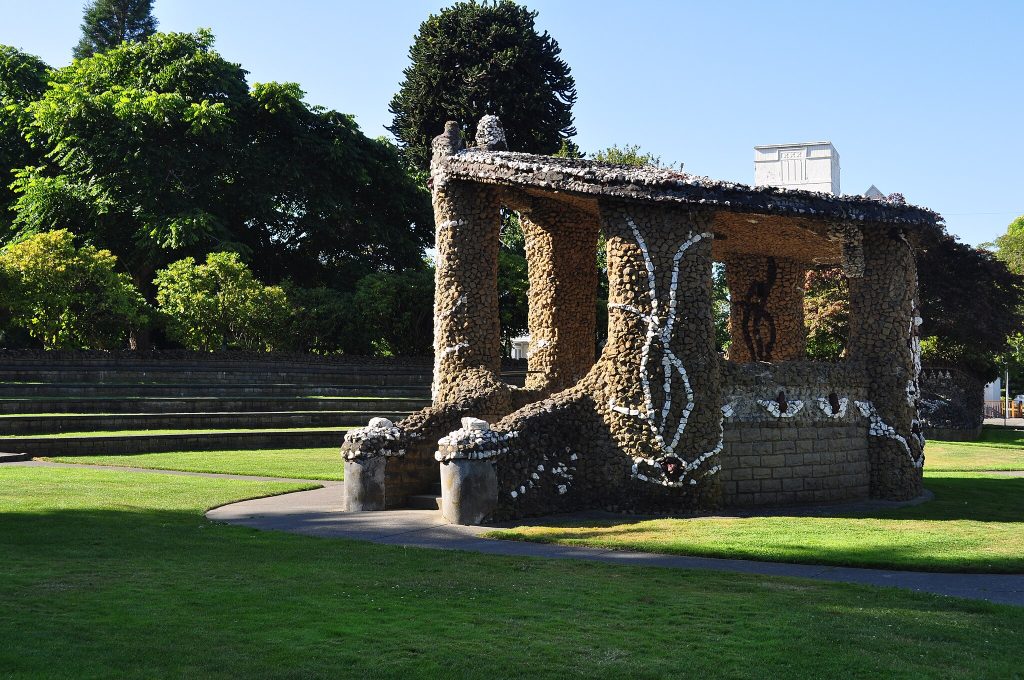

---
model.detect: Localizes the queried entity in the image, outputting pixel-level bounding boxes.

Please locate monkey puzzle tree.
[388,0,577,171]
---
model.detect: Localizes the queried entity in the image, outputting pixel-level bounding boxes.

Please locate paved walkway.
[205,477,1024,607]
[9,460,1024,606]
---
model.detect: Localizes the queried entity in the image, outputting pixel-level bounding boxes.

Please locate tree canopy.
[388,0,577,170]
[0,46,50,238]
[73,0,158,59]
[803,233,1024,380]
[7,30,431,290]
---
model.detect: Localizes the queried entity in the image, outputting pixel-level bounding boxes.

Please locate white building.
[754,141,840,195]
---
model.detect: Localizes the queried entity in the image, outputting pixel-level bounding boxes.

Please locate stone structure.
[342,117,942,523]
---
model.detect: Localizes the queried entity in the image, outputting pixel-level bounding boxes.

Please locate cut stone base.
[343,457,387,511]
[440,458,498,525]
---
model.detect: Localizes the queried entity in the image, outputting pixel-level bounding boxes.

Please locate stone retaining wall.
[720,423,869,506]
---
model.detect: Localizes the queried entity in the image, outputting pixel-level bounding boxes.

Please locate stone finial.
[431,121,464,163]
[461,416,490,431]
[475,115,507,151]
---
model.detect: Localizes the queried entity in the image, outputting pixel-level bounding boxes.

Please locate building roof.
[436,149,943,229]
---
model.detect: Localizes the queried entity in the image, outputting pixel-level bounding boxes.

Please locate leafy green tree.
[802,235,1024,379]
[12,31,431,296]
[351,268,435,356]
[154,252,290,352]
[0,46,50,239]
[803,267,849,361]
[591,144,682,171]
[389,0,577,170]
[985,215,1024,275]
[0,229,147,349]
[918,235,1024,379]
[73,0,157,59]
[282,284,356,355]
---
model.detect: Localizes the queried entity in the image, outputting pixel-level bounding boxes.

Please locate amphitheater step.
[0,451,30,463]
[0,383,430,398]
[0,428,353,456]
[406,494,442,510]
[0,396,431,415]
[0,410,414,435]
[0,368,432,385]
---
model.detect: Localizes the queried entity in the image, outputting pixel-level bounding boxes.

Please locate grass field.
[43,448,345,480]
[0,426,354,438]
[925,427,1024,470]
[2,465,1022,679]
[487,427,1024,573]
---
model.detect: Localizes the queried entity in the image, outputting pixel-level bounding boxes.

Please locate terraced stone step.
[0,396,431,415]
[0,428,353,456]
[0,367,432,385]
[0,410,415,435]
[0,383,430,398]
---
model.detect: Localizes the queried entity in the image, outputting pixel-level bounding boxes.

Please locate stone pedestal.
[343,457,386,511]
[440,458,498,525]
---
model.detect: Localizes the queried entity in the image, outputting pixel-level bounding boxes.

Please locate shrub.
[154,252,290,351]
[0,229,148,349]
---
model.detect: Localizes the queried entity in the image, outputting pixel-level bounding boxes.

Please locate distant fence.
[985,400,1023,418]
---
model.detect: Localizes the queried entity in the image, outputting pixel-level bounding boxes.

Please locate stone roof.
[437,150,943,229]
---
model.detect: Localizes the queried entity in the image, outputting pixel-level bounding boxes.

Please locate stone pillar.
[431,166,503,402]
[594,201,722,509]
[724,254,807,363]
[520,197,599,393]
[847,222,924,500]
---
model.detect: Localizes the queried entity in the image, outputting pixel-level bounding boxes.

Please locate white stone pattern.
[509,449,577,499]
[816,397,849,419]
[527,338,549,358]
[854,400,925,468]
[475,114,507,150]
[721,400,738,419]
[608,219,724,487]
[342,417,405,460]
[757,399,804,418]
[435,425,517,462]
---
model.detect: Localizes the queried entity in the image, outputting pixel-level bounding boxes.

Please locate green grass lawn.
[2,465,1022,679]
[925,426,1024,470]
[43,447,344,480]
[0,426,355,439]
[488,472,1024,573]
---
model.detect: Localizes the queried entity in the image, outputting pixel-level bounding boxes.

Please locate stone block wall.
[718,359,871,506]
[719,423,869,506]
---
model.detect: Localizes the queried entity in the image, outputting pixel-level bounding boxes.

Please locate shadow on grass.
[488,476,1024,573]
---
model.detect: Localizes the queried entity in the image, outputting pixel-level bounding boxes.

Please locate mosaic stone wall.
[519,195,599,393]
[719,360,871,506]
[848,226,926,500]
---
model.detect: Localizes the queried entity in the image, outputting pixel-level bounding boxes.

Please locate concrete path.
[206,482,1024,607]
[9,459,1024,606]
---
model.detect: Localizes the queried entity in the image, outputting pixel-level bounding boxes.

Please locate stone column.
[430,163,503,402]
[847,222,924,500]
[594,201,722,510]
[520,197,599,393]
[724,254,807,363]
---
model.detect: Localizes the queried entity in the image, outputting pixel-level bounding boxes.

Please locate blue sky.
[3,0,1021,245]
